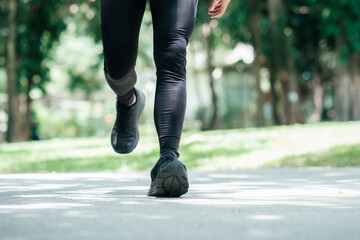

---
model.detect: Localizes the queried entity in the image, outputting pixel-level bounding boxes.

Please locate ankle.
[128,94,136,106]
[117,88,136,107]
[160,150,178,160]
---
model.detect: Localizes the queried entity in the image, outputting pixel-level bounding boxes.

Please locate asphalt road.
[0,168,359,240]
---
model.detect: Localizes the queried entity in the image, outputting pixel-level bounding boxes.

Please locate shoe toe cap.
[111,131,136,153]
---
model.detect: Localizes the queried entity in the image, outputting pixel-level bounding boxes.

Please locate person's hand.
[208,0,231,18]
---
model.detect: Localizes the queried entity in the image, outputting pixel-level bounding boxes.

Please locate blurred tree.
[218,0,279,125]
[194,0,261,129]
[204,24,219,130]
[2,0,360,141]
[4,0,18,142]
[267,0,302,124]
[317,0,360,121]
[247,0,266,126]
[288,1,321,121]
[1,0,68,141]
[15,0,66,141]
[287,0,335,123]
[56,2,104,100]
[192,0,222,130]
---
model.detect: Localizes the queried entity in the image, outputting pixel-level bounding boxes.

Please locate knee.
[154,30,188,75]
[103,44,137,80]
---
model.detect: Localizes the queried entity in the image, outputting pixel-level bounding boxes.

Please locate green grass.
[263,143,360,167]
[1,121,360,173]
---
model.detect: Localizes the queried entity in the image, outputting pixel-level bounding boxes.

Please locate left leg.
[100,0,147,154]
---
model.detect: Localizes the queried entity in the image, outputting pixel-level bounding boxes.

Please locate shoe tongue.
[160,151,178,160]
[150,154,176,180]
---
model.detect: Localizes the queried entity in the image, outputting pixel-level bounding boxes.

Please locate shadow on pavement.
[0,168,359,240]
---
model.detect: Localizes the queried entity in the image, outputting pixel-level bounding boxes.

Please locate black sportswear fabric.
[117,88,135,107]
[100,0,198,158]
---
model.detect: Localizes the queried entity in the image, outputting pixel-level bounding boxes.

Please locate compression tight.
[100,0,198,158]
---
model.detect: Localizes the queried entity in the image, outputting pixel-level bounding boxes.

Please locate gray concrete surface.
[0,168,359,240]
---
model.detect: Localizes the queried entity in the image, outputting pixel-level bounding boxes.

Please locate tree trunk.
[268,66,281,125]
[278,70,290,124]
[23,76,33,141]
[205,32,218,130]
[350,52,360,120]
[335,35,360,121]
[5,0,18,143]
[336,63,351,121]
[336,51,360,121]
[268,0,285,125]
[286,51,301,124]
[309,52,326,122]
[311,71,324,122]
[267,0,301,124]
[248,5,265,127]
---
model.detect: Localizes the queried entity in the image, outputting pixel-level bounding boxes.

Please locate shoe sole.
[112,90,145,154]
[147,160,189,197]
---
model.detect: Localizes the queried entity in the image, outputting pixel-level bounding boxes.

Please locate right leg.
[100,0,146,105]
[100,0,147,153]
[147,0,198,197]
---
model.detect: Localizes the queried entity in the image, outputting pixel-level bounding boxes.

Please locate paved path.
[0,168,359,240]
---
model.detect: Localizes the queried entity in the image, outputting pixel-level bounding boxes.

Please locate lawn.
[1,122,360,173]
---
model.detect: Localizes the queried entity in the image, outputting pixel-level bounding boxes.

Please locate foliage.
[16,0,66,94]
[1,0,360,141]
[317,0,360,56]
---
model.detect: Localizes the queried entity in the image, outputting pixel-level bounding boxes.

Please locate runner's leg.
[150,0,198,159]
[100,0,147,105]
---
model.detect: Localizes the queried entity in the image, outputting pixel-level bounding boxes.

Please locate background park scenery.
[1,0,360,172]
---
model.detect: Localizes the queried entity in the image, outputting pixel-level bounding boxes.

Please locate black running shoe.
[147,154,189,197]
[111,88,145,154]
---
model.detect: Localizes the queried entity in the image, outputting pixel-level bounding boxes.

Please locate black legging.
[100,0,198,158]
